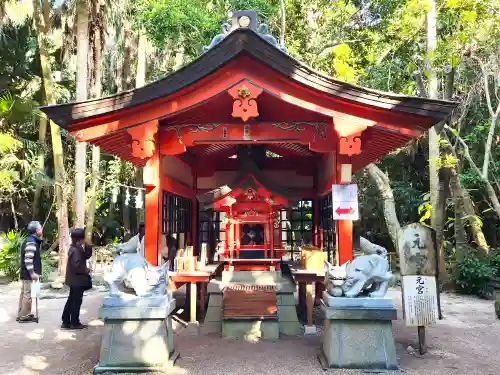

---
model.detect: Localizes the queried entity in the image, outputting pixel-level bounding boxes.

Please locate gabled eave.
[41,29,458,129]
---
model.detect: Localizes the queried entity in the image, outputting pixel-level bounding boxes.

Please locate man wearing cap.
[17,221,43,323]
[62,228,93,329]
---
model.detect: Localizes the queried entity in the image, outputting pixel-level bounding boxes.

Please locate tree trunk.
[134,31,147,226]
[449,170,468,262]
[33,0,71,277]
[279,0,286,49]
[85,0,104,243]
[425,0,446,264]
[85,145,100,243]
[10,196,18,230]
[74,0,90,229]
[32,114,47,219]
[365,164,401,251]
[136,31,147,87]
[121,23,132,90]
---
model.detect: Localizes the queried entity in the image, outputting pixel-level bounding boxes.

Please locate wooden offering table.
[288,263,325,333]
[169,263,223,324]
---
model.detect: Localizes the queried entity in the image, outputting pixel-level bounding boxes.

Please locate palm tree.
[74,0,90,228]
[32,0,71,277]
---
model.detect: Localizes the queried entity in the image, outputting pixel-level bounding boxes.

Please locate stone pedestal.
[319,293,398,371]
[93,295,179,374]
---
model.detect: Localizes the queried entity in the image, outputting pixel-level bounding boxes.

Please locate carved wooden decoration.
[339,132,363,156]
[227,81,263,121]
[333,117,367,156]
[127,120,159,159]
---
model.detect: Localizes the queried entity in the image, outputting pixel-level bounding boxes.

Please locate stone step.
[223,285,277,319]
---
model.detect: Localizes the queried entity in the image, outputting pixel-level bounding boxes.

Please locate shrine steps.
[222,284,278,340]
[201,271,302,340]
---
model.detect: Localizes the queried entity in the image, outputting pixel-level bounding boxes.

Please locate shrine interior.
[167,143,337,267]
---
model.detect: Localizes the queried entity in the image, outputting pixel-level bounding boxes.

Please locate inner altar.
[198,158,296,271]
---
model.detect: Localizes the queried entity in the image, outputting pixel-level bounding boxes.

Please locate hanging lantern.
[135,189,143,209]
[111,186,119,203]
[125,188,130,206]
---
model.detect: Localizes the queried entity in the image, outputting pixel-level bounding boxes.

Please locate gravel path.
[0,284,498,375]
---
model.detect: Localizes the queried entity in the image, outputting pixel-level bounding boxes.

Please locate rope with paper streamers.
[96,176,145,208]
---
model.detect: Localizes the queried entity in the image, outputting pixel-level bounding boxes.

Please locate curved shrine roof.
[197,159,299,210]
[41,29,456,129]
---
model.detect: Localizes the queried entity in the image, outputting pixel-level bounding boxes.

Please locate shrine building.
[41,11,457,269]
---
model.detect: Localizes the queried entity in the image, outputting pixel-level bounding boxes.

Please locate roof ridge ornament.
[203,10,286,53]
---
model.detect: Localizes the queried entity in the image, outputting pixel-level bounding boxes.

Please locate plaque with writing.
[402,275,439,326]
[398,223,437,276]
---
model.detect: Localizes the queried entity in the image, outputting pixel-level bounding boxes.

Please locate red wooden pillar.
[263,222,268,258]
[335,161,353,266]
[269,214,274,258]
[313,198,319,247]
[144,149,161,265]
[225,219,230,253]
[192,170,197,254]
[236,222,241,258]
[229,221,234,258]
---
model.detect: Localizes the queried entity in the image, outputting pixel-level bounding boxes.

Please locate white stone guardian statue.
[324,237,393,298]
[104,249,170,298]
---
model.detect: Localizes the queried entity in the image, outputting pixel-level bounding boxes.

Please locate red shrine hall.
[41,11,456,268]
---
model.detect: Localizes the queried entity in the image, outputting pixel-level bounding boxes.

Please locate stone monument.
[319,237,398,371]
[93,247,178,374]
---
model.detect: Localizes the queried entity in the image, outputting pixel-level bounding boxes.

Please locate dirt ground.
[0,284,499,375]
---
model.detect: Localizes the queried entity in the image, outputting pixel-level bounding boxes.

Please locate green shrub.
[451,251,496,298]
[40,252,53,282]
[491,254,500,274]
[0,230,27,281]
[495,300,500,319]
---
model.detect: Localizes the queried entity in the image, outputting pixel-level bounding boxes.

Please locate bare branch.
[445,125,482,176]
[470,55,496,117]
[445,125,500,218]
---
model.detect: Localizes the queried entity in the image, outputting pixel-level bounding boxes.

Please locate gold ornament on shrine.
[238,85,251,98]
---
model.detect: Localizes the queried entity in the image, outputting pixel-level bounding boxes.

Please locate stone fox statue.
[325,237,393,298]
[104,252,169,297]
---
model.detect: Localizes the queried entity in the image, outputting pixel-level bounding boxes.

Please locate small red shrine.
[198,157,299,269]
[41,11,457,268]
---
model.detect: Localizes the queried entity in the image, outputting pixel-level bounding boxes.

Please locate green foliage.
[451,250,496,297]
[418,202,432,224]
[0,230,27,281]
[133,0,278,57]
[495,300,500,319]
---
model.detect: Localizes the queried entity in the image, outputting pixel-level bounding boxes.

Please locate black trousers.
[62,286,84,325]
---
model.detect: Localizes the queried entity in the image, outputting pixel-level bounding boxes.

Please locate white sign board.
[402,275,439,326]
[331,184,359,220]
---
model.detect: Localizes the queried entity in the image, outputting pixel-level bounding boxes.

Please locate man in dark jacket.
[61,228,92,330]
[17,221,43,323]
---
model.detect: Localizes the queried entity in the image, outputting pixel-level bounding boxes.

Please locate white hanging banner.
[331,184,359,221]
[402,275,439,326]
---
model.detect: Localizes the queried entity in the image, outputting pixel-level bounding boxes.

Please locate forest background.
[0,0,499,296]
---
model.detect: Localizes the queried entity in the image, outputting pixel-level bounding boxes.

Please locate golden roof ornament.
[237,85,251,98]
